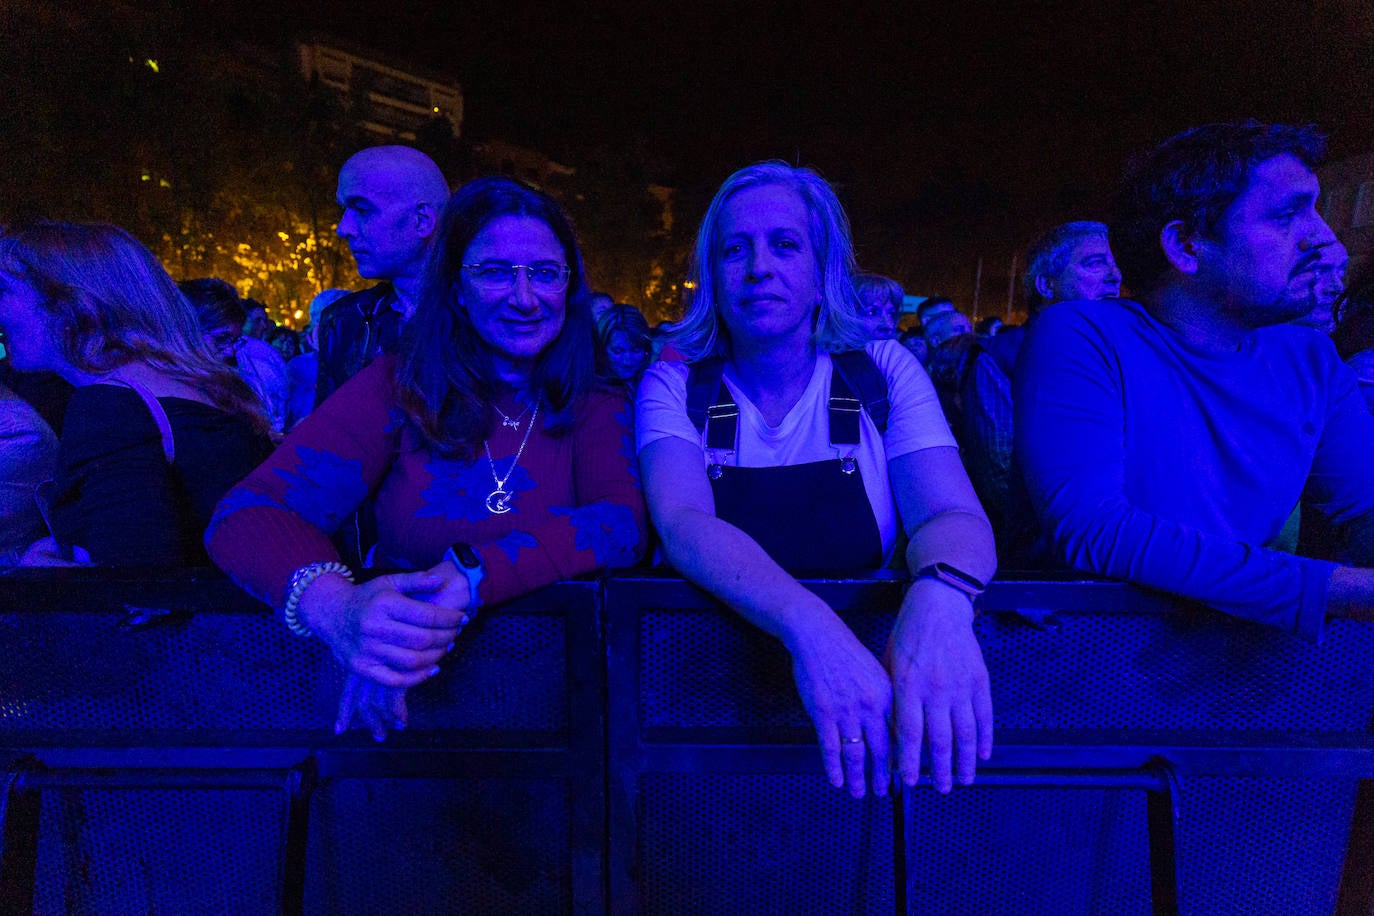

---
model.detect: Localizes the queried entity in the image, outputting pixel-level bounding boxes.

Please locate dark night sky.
[218,1,1374,184]
[101,1,1374,297]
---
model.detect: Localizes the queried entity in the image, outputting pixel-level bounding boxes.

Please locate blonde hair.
[664,161,871,362]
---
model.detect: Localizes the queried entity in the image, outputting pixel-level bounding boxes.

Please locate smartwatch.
[915,562,986,600]
[444,542,485,609]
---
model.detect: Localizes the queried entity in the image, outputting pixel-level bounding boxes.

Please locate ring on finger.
[841,736,863,744]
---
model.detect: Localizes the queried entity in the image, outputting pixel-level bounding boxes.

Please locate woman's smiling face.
[459,214,569,379]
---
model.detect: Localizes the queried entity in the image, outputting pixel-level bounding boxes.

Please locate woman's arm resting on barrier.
[885,445,997,794]
[641,435,892,798]
[298,569,468,686]
[331,556,479,737]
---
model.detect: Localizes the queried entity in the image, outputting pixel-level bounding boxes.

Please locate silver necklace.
[493,402,529,429]
[484,401,540,514]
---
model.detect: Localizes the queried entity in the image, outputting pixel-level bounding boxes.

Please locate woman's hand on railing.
[885,579,992,794]
[299,568,470,687]
[787,616,893,799]
[335,674,409,741]
[325,557,479,740]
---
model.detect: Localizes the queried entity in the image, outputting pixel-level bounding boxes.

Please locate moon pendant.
[486,489,513,514]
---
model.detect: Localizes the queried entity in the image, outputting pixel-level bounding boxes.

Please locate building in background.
[297,39,462,143]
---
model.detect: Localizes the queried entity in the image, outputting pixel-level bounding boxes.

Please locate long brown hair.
[0,220,270,437]
[398,177,598,459]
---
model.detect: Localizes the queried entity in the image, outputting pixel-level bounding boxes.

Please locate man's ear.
[414,202,439,239]
[1034,275,1055,301]
[1160,220,1200,275]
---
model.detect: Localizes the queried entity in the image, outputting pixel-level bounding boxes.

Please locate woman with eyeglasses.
[637,162,996,798]
[207,176,646,736]
[0,221,274,566]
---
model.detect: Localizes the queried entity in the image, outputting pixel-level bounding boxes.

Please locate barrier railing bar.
[628,733,1374,780]
[279,758,314,916]
[13,767,306,791]
[4,571,1372,914]
[1336,780,1374,915]
[563,575,608,914]
[0,766,40,916]
[1143,761,1184,916]
[0,746,575,777]
[602,577,646,915]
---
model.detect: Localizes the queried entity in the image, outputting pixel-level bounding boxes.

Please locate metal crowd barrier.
[1,568,1372,915]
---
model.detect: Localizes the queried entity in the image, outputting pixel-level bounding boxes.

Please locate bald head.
[336,145,450,282]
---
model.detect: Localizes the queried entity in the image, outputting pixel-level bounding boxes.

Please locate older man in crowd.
[1016,121,1374,637]
[960,222,1121,557]
[315,145,449,405]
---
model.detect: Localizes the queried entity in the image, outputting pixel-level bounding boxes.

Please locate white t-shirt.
[636,339,956,561]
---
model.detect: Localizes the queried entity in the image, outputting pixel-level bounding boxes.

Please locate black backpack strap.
[831,349,890,436]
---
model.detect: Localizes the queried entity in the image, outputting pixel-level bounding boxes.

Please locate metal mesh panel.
[901,787,1151,915]
[0,611,567,733]
[403,614,567,732]
[637,773,894,915]
[32,788,284,915]
[0,612,327,730]
[1178,777,1358,915]
[639,610,893,728]
[305,778,570,914]
[640,610,1374,732]
[983,614,1374,730]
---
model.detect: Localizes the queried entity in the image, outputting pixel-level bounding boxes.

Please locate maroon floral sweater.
[206,356,646,610]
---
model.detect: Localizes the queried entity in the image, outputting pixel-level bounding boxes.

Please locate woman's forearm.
[656,504,842,651]
[904,507,997,584]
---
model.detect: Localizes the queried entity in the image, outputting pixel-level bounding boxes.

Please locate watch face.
[925,562,985,595]
[450,543,480,569]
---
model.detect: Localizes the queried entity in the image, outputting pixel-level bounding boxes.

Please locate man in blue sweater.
[1016,121,1374,639]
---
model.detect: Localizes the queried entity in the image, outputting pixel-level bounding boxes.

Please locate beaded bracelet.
[282,561,354,637]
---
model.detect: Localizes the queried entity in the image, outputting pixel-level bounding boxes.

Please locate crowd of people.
[2,119,1373,797]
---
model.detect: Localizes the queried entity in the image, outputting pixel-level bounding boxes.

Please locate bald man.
[315,145,449,405]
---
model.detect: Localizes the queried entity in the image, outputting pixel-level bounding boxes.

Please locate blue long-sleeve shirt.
[1015,298,1374,641]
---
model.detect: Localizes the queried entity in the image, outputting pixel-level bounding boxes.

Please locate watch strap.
[444,542,485,609]
[915,562,986,599]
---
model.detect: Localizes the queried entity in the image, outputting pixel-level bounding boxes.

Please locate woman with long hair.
[637,162,996,797]
[0,220,272,565]
[207,176,646,735]
[595,302,653,385]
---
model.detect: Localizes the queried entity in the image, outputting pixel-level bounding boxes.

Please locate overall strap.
[687,357,740,451]
[689,352,887,454]
[831,348,890,436]
[827,365,862,447]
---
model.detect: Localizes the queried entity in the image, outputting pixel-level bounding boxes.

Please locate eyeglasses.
[462,261,571,293]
